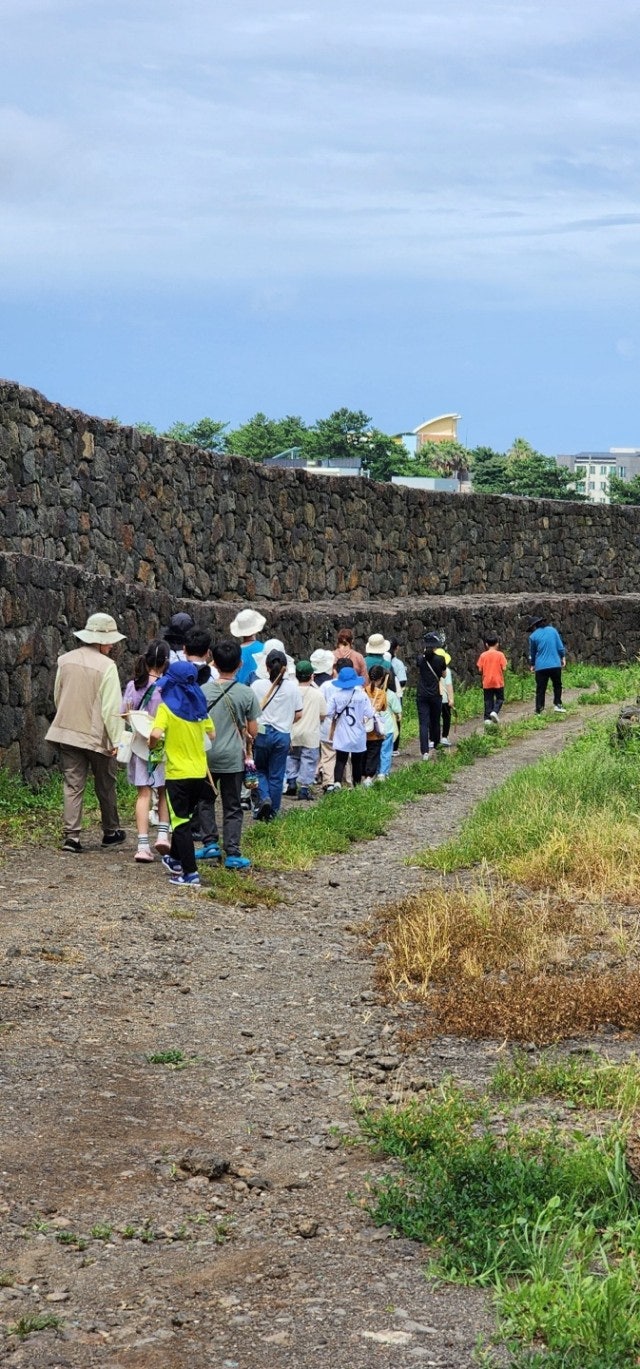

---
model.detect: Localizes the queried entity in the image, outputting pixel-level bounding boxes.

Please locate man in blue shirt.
[229,608,267,685]
[529,617,566,714]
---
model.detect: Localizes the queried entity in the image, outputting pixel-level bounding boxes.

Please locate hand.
[529,666,535,673]
[561,658,566,667]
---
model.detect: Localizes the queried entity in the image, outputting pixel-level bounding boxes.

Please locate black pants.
[441,702,452,739]
[334,750,365,786]
[166,777,211,875]
[197,771,244,856]
[535,668,562,713]
[364,738,383,779]
[483,687,504,720]
[417,694,442,754]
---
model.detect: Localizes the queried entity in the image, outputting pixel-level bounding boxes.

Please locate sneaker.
[440,737,452,747]
[375,772,388,781]
[284,783,297,797]
[490,711,500,723]
[254,799,272,822]
[327,782,341,792]
[240,796,252,812]
[154,833,172,855]
[553,705,566,713]
[62,837,82,854]
[224,855,252,871]
[484,719,493,727]
[195,842,222,860]
[102,829,126,846]
[134,846,154,863]
[169,872,201,887]
[297,787,314,801]
[362,776,374,787]
[422,752,436,761]
[162,854,183,875]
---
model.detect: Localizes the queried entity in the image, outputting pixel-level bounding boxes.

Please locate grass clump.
[359,1078,640,1366]
[8,1312,63,1338]
[419,969,640,1045]
[0,1270,15,1287]
[492,1052,640,1115]
[199,866,282,908]
[146,1048,185,1067]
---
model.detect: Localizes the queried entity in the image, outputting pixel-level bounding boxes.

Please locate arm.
[99,663,124,748]
[555,629,566,665]
[246,719,259,741]
[293,710,303,723]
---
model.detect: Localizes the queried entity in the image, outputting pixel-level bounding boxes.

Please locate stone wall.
[2,380,640,603]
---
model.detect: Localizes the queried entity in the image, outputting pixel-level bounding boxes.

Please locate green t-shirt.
[154,702,213,780]
[202,679,260,773]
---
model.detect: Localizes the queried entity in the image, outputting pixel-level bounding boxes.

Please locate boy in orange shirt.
[477,634,508,726]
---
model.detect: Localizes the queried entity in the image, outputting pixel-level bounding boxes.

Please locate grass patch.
[417,724,640,901]
[146,1049,185,1067]
[491,1052,640,1114]
[427,970,640,1045]
[199,865,282,908]
[0,765,136,845]
[359,1076,640,1367]
[8,1312,63,1338]
[0,1270,15,1287]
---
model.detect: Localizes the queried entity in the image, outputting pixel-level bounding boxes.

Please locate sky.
[1,0,640,452]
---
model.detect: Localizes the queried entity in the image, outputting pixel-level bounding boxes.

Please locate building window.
[600,465,610,475]
[619,466,627,478]
[589,465,596,474]
[600,480,608,490]
[588,481,595,490]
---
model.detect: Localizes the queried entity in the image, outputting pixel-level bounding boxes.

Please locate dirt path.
[0,701,615,1368]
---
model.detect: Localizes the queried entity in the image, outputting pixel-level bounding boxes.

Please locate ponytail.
[134,637,170,690]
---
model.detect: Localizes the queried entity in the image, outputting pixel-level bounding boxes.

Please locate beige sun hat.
[229,607,267,638]
[255,638,296,678]
[74,612,125,644]
[365,632,391,655]
[310,649,335,675]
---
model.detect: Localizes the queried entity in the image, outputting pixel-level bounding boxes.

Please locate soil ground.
[0,696,632,1369]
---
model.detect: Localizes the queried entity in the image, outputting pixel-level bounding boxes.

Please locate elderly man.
[46,612,126,853]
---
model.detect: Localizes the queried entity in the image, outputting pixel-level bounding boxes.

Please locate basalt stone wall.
[2,550,639,777]
[3,380,640,603]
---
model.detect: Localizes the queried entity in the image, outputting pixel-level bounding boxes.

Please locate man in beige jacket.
[46,613,126,853]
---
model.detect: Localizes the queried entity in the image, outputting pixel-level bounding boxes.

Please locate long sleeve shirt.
[529,626,566,670]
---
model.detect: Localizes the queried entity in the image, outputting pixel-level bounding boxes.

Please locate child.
[325,666,375,787]
[389,639,408,698]
[477,633,508,724]
[417,631,446,758]
[311,650,340,791]
[364,665,402,782]
[284,660,327,800]
[199,638,260,869]
[251,650,303,820]
[150,661,215,886]
[122,639,171,862]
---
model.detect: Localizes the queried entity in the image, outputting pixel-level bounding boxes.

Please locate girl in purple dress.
[122,639,171,862]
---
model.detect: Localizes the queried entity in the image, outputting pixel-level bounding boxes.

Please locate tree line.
[135,409,637,501]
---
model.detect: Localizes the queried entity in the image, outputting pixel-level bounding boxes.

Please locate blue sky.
[1,0,639,452]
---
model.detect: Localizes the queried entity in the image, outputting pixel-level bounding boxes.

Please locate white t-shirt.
[325,686,374,754]
[252,676,304,734]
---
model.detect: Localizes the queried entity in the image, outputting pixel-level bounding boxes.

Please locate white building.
[556,449,640,504]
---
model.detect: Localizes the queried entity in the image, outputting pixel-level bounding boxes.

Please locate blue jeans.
[254,726,291,814]
[285,745,319,788]
[379,732,394,777]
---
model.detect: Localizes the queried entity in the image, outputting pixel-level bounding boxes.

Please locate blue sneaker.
[194,842,222,860]
[224,855,252,871]
[169,872,201,887]
[162,855,183,875]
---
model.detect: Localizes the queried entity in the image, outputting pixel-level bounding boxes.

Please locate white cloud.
[1,0,639,301]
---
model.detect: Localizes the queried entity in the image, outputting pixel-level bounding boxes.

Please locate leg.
[417,697,430,755]
[285,748,301,786]
[494,688,505,716]
[217,772,244,856]
[197,787,219,845]
[441,703,451,739]
[253,734,272,805]
[483,688,494,721]
[267,731,290,814]
[550,668,563,706]
[334,750,348,785]
[319,741,336,787]
[297,746,319,790]
[535,670,548,713]
[363,739,382,779]
[89,752,121,835]
[166,778,204,877]
[379,732,394,777]
[60,744,90,841]
[135,786,151,837]
[351,751,365,786]
[429,697,442,748]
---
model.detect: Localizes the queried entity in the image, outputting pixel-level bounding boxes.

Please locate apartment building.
[556,449,640,504]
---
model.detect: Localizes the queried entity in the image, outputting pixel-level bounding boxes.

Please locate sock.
[137,834,151,849]
[157,823,170,838]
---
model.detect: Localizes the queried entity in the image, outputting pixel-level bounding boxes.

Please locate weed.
[146,1049,185,1067]
[28,1216,50,1233]
[90,1223,113,1240]
[168,906,198,921]
[9,1312,63,1338]
[199,865,282,908]
[121,1224,137,1239]
[0,1269,15,1287]
[213,1216,235,1244]
[419,968,640,1045]
[55,1230,87,1249]
[491,1052,640,1116]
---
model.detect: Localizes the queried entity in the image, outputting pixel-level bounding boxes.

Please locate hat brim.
[366,639,390,654]
[229,612,267,638]
[74,628,125,644]
[335,674,365,688]
[528,618,545,630]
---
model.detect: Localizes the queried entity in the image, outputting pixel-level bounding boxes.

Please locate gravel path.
[0,700,616,1368]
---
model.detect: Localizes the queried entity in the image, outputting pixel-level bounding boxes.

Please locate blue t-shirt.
[237,640,262,686]
[529,626,565,670]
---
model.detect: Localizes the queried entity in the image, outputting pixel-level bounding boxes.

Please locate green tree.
[609,473,640,504]
[164,417,229,450]
[302,408,399,481]
[412,439,470,479]
[505,437,584,500]
[469,445,510,493]
[226,412,308,461]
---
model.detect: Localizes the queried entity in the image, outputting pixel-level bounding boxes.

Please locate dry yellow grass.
[379,878,608,998]
[427,970,640,1045]
[503,815,640,902]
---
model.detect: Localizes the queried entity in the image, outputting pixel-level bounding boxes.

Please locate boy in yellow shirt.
[150,661,215,886]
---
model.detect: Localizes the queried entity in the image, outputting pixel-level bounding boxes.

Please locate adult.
[251,649,303,821]
[199,639,260,869]
[230,608,267,685]
[529,617,567,714]
[324,665,375,788]
[416,630,447,758]
[333,627,368,684]
[163,612,195,662]
[46,612,126,853]
[312,650,339,791]
[364,633,397,691]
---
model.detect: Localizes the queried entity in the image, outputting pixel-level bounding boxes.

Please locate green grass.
[146,1048,185,1067]
[416,723,640,877]
[359,1074,640,1367]
[198,865,282,908]
[0,764,135,844]
[8,1312,63,1338]
[491,1052,640,1115]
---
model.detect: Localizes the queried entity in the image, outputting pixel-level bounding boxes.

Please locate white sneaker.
[362,777,374,787]
[422,751,436,761]
[440,737,452,747]
[554,704,566,712]
[490,711,500,723]
[484,719,493,727]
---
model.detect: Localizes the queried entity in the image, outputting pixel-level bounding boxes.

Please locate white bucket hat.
[74,612,125,645]
[365,632,390,655]
[310,649,335,675]
[255,638,296,678]
[229,608,267,638]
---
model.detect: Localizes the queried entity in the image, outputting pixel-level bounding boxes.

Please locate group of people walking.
[45,607,567,887]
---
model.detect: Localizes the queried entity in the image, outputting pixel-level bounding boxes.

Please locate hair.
[212,638,241,673]
[336,627,353,645]
[335,656,354,672]
[266,649,287,683]
[484,633,499,646]
[184,626,211,658]
[390,638,399,656]
[369,664,386,684]
[133,638,170,690]
[296,661,313,682]
[367,663,388,710]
